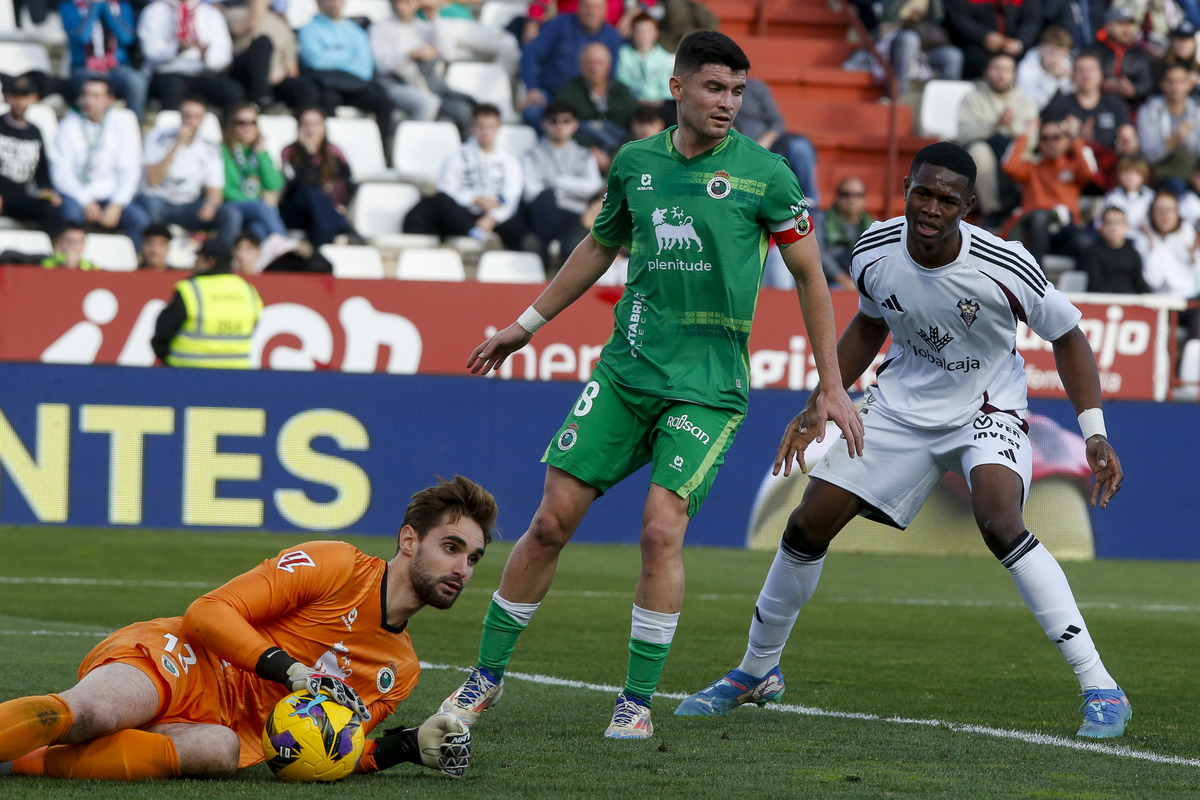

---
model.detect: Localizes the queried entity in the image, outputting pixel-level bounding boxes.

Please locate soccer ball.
[261,689,366,782]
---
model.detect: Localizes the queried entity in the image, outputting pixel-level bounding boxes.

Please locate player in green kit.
[441,31,864,739]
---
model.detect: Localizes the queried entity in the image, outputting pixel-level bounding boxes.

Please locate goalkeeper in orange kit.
[0,475,496,781]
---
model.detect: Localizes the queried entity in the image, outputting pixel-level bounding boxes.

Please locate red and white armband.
[769,209,814,247]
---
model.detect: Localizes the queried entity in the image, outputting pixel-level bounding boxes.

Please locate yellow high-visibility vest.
[166,273,263,369]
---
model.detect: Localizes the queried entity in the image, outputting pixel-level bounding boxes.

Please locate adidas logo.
[880,293,905,312]
[999,448,1017,463]
[1055,624,1082,643]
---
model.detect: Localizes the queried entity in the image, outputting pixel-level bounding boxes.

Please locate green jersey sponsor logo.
[652,206,704,254]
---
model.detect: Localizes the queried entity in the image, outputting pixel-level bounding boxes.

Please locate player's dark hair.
[402,475,498,545]
[910,141,977,192]
[53,222,86,242]
[673,31,751,78]
[143,223,172,241]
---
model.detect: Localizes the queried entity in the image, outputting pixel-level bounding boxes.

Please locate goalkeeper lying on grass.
[0,476,494,781]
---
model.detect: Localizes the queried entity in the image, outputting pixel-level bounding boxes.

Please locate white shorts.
[810,392,1033,529]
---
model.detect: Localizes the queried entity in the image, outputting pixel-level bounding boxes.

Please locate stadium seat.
[286,0,319,29]
[0,0,16,32]
[151,109,223,143]
[257,114,298,168]
[595,254,628,286]
[395,247,466,281]
[1178,339,1200,401]
[16,6,66,46]
[320,243,386,279]
[325,116,394,181]
[477,250,545,283]
[0,228,52,257]
[479,0,527,29]
[392,120,462,189]
[352,182,422,240]
[496,123,538,159]
[24,101,57,145]
[0,41,52,74]
[342,0,391,22]
[445,62,517,122]
[1056,270,1088,293]
[917,80,975,140]
[83,233,138,271]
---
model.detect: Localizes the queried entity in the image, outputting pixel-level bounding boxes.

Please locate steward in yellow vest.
[150,240,263,368]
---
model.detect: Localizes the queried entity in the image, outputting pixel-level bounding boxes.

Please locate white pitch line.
[1,577,1197,614]
[421,662,1200,769]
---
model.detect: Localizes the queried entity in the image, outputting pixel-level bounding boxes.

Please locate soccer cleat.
[1076,686,1131,739]
[438,666,504,727]
[604,692,654,739]
[674,665,785,717]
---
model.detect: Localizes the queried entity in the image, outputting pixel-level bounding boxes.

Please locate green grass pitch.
[1,525,1198,798]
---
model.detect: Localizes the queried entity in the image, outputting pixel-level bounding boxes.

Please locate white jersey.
[851,217,1081,430]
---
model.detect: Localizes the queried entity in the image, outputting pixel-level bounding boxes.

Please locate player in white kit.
[676,142,1131,738]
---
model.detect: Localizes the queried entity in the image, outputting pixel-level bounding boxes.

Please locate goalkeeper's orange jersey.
[78,541,420,768]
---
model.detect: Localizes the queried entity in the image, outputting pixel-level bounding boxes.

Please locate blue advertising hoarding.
[0,364,1194,560]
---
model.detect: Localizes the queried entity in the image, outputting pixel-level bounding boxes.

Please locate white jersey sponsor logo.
[652,207,704,254]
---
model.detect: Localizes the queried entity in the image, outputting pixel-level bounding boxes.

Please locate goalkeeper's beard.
[409,550,463,610]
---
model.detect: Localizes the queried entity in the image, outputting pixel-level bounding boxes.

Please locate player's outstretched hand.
[467,322,533,374]
[1085,435,1123,509]
[774,386,864,478]
[417,712,471,778]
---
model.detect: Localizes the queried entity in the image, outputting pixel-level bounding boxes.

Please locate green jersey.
[591,127,807,412]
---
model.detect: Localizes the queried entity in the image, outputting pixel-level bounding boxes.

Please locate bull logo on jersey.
[652,207,704,254]
[706,170,732,199]
[957,298,981,329]
[917,324,954,353]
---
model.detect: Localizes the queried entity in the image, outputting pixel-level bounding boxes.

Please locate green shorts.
[542,366,745,517]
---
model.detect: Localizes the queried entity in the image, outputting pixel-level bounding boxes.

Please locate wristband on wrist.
[1078,408,1107,440]
[517,305,547,334]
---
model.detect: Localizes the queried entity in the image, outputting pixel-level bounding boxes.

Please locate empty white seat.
[0,0,16,31]
[445,62,516,122]
[478,0,527,29]
[342,0,391,21]
[83,233,139,271]
[395,247,465,281]
[256,114,298,168]
[477,250,545,283]
[320,243,386,279]
[0,228,52,256]
[352,182,422,239]
[392,120,462,189]
[918,80,975,141]
[24,101,57,145]
[286,0,319,29]
[496,123,538,159]
[0,41,52,74]
[1056,269,1088,293]
[325,116,393,181]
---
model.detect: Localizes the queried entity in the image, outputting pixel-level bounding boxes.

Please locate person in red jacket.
[1002,117,1098,261]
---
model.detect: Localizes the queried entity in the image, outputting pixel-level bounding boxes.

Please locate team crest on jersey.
[917,324,954,353]
[652,207,704,254]
[794,209,812,237]
[706,169,732,199]
[957,298,981,329]
[161,655,179,677]
[377,666,396,693]
[558,423,579,451]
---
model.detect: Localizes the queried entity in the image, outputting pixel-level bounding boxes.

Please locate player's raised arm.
[466,233,622,374]
[1052,326,1123,508]
[777,231,865,469]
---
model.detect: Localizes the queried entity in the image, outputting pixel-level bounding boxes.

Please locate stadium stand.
[476,250,546,283]
[395,247,466,281]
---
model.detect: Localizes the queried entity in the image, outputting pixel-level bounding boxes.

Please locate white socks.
[631,604,680,645]
[1002,533,1118,691]
[493,590,540,627]
[738,542,826,678]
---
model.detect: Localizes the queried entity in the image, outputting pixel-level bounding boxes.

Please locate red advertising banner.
[0,266,1162,399]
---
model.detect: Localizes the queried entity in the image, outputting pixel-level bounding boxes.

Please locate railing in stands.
[753,0,901,219]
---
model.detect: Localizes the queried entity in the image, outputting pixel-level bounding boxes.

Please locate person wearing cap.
[1086,6,1154,106]
[0,74,63,231]
[150,239,263,369]
[1153,21,1200,87]
[942,0,1041,80]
